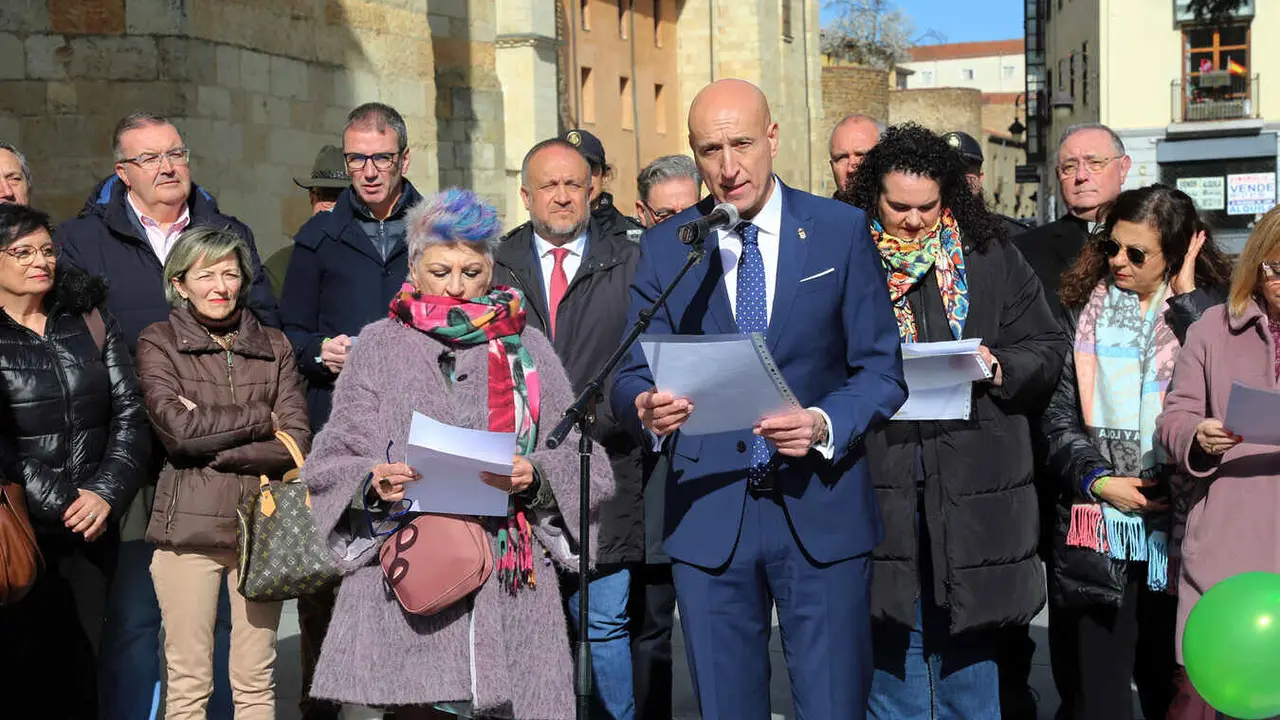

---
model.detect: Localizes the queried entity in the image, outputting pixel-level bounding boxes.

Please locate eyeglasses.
[362,439,413,538]
[119,148,191,171]
[1,243,59,265]
[1100,237,1158,266]
[344,152,400,171]
[642,203,679,224]
[1057,156,1121,178]
[1260,262,1280,280]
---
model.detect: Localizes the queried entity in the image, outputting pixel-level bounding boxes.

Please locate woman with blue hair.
[301,188,614,719]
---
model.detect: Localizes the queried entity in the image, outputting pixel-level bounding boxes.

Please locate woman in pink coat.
[1157,204,1280,719]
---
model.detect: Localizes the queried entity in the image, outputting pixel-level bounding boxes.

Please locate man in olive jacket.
[492,137,643,718]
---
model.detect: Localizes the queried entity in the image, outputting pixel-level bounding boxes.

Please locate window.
[620,76,634,130]
[781,0,793,40]
[1057,57,1066,89]
[581,67,596,123]
[655,83,667,134]
[580,0,590,31]
[1069,52,1076,98]
[920,70,934,85]
[653,0,662,47]
[1082,41,1089,106]
[1182,24,1252,120]
[961,68,975,81]
[1002,65,1016,79]
[619,0,630,39]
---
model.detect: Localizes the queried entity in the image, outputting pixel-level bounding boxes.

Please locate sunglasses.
[1261,262,1280,280]
[1100,238,1154,266]
[362,439,413,538]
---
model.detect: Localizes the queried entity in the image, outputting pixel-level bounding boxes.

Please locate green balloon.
[1184,572,1280,719]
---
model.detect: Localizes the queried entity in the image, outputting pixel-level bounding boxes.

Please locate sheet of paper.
[402,412,515,516]
[893,383,974,421]
[639,333,798,436]
[1224,381,1280,446]
[892,339,986,421]
[901,339,991,391]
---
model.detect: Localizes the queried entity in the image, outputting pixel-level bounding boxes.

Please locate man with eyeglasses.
[278,101,423,720]
[55,110,277,720]
[636,155,702,229]
[1011,123,1132,720]
[0,143,32,205]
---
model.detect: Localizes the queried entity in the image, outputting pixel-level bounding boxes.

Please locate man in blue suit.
[610,79,907,718]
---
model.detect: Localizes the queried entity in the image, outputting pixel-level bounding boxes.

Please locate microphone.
[677,202,740,246]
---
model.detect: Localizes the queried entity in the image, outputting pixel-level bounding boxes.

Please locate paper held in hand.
[639,333,799,436]
[893,338,992,421]
[1224,381,1280,446]
[401,412,515,516]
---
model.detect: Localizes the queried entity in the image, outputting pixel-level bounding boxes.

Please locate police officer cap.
[943,131,984,165]
[562,129,606,170]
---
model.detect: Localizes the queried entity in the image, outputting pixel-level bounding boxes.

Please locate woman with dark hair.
[1043,183,1231,720]
[0,204,150,715]
[837,123,1067,716]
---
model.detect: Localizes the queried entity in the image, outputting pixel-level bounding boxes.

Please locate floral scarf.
[871,209,969,342]
[1066,280,1177,591]
[389,283,541,593]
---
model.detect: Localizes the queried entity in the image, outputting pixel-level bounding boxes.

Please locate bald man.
[829,114,883,195]
[611,79,906,719]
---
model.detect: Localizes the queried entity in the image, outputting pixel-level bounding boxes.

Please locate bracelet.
[1090,475,1111,500]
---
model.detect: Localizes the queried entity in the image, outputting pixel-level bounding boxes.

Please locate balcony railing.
[1172,72,1260,123]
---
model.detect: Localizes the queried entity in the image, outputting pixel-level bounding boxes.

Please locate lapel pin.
[797,228,807,240]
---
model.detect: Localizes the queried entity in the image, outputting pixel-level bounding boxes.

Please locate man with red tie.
[492,137,645,719]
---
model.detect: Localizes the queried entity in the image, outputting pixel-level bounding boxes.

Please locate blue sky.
[821,0,1025,45]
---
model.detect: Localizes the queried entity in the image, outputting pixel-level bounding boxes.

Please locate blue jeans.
[869,598,1001,719]
[567,566,636,720]
[99,540,234,720]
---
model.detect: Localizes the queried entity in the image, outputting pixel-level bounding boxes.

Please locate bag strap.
[274,430,305,469]
[84,308,106,354]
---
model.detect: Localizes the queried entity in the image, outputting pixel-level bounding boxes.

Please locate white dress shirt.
[127,193,190,263]
[532,230,588,306]
[716,178,783,324]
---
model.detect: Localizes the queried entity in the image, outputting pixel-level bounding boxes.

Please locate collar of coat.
[167,305,276,360]
[81,175,232,245]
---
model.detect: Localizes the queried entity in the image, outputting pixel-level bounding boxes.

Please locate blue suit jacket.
[610,182,908,570]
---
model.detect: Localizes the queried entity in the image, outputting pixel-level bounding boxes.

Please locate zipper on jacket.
[43,330,76,480]
[226,349,235,400]
[165,477,181,533]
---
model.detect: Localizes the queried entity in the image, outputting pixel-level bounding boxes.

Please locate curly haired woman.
[837,123,1068,717]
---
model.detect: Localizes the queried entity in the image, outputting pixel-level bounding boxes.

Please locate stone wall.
[0,0,506,261]
[821,65,890,128]
[675,0,826,195]
[889,87,983,140]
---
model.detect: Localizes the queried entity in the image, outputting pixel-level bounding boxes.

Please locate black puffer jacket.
[868,236,1067,634]
[1043,287,1223,608]
[0,267,150,533]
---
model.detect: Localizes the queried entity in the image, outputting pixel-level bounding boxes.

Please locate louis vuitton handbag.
[236,430,341,601]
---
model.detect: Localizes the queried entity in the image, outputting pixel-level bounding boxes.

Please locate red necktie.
[548,247,570,339]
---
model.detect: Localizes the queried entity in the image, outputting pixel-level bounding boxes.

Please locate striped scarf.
[389,283,541,593]
[1066,280,1177,591]
[871,210,969,342]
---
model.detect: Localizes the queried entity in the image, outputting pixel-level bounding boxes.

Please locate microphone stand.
[545,232,709,720]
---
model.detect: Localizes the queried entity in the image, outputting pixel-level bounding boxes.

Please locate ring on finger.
[87,512,96,521]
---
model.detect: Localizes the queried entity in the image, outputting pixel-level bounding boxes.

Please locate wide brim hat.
[294,145,350,189]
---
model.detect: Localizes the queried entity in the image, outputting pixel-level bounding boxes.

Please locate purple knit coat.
[302,317,615,717]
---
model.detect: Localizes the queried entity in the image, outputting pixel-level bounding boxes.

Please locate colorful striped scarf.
[871,209,969,342]
[389,283,541,594]
[1066,280,1177,591]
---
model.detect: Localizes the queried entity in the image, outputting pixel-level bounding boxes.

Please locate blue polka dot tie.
[735,222,771,488]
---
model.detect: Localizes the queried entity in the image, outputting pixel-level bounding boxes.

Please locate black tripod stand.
[544,233,711,720]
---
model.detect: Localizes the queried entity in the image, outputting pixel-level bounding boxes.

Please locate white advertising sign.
[1227,173,1276,216]
[1176,177,1226,211]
